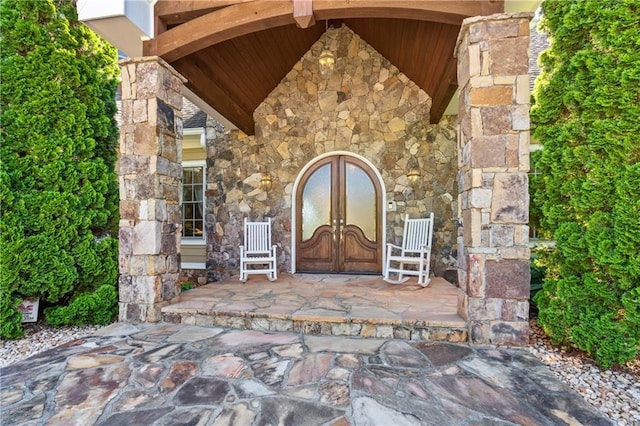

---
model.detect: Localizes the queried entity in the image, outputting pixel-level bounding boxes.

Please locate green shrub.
[44,284,118,327]
[0,285,24,339]
[181,282,196,292]
[531,0,640,368]
[528,150,550,240]
[0,0,119,338]
[529,257,546,306]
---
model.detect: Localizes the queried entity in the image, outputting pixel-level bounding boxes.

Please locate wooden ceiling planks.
[426,24,461,120]
[176,56,255,132]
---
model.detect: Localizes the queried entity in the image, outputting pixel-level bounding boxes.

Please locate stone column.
[456,13,532,345]
[118,57,185,322]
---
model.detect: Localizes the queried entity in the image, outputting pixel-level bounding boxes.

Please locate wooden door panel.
[341,156,381,274]
[297,225,335,272]
[296,155,382,274]
[341,225,381,273]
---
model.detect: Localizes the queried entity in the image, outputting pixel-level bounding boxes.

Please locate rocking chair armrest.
[386,243,403,253]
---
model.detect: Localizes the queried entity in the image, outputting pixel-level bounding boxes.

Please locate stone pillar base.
[119,302,165,323]
[118,57,185,323]
[456,13,533,346]
[471,320,529,346]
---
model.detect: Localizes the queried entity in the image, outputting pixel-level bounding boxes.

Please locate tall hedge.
[0,0,120,338]
[531,0,640,368]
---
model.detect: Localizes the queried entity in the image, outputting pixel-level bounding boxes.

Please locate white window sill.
[181,262,206,270]
[182,239,206,246]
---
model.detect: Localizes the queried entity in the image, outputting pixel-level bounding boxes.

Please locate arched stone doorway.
[292,152,386,274]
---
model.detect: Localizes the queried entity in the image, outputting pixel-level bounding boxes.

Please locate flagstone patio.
[161,274,468,342]
[0,323,609,425]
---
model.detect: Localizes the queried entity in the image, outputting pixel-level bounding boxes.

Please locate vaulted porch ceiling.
[144,1,508,135]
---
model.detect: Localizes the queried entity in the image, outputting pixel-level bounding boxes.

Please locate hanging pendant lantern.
[319,48,335,79]
[318,20,335,79]
[260,173,273,192]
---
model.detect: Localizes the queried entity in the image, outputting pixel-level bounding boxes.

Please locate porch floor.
[162,274,469,342]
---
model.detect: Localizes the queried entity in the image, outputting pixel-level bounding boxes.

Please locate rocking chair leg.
[383,272,410,284]
[417,271,430,287]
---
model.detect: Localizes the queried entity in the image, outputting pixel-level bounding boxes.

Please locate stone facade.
[116,15,534,349]
[456,13,532,345]
[205,25,459,281]
[178,269,208,286]
[118,57,185,322]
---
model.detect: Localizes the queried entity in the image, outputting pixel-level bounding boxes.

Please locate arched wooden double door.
[296,155,382,274]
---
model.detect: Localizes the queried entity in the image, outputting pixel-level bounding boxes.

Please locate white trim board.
[181,262,206,270]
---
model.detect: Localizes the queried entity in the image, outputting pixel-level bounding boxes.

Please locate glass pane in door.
[302,163,331,240]
[345,162,376,240]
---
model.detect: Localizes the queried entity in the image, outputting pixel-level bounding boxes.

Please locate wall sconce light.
[260,173,273,192]
[407,157,421,185]
[318,21,335,79]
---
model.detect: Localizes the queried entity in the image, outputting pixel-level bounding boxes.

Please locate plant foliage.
[44,284,118,326]
[531,0,640,368]
[0,0,119,337]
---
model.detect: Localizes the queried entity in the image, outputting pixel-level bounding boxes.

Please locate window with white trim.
[182,160,206,243]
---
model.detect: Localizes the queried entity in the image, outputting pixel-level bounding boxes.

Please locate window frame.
[182,160,207,245]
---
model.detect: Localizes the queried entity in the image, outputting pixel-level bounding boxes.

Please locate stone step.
[160,274,468,343]
[161,309,468,343]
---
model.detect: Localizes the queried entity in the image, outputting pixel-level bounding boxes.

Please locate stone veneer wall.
[456,13,532,345]
[206,25,459,281]
[118,57,185,322]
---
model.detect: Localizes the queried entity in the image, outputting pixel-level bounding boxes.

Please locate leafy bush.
[44,284,118,327]
[0,0,119,338]
[528,150,551,240]
[181,282,196,292]
[529,257,546,306]
[531,0,640,368]
[0,285,24,339]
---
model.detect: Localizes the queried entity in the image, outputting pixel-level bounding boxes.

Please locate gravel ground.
[1,320,639,425]
[527,319,640,426]
[0,322,105,369]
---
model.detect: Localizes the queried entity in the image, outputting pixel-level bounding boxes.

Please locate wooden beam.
[146,1,294,61]
[155,0,253,18]
[481,0,505,16]
[293,0,315,29]
[149,0,503,62]
[155,0,258,26]
[155,0,502,22]
[312,1,503,24]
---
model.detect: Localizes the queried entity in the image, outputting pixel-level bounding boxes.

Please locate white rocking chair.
[384,213,434,286]
[239,217,278,282]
